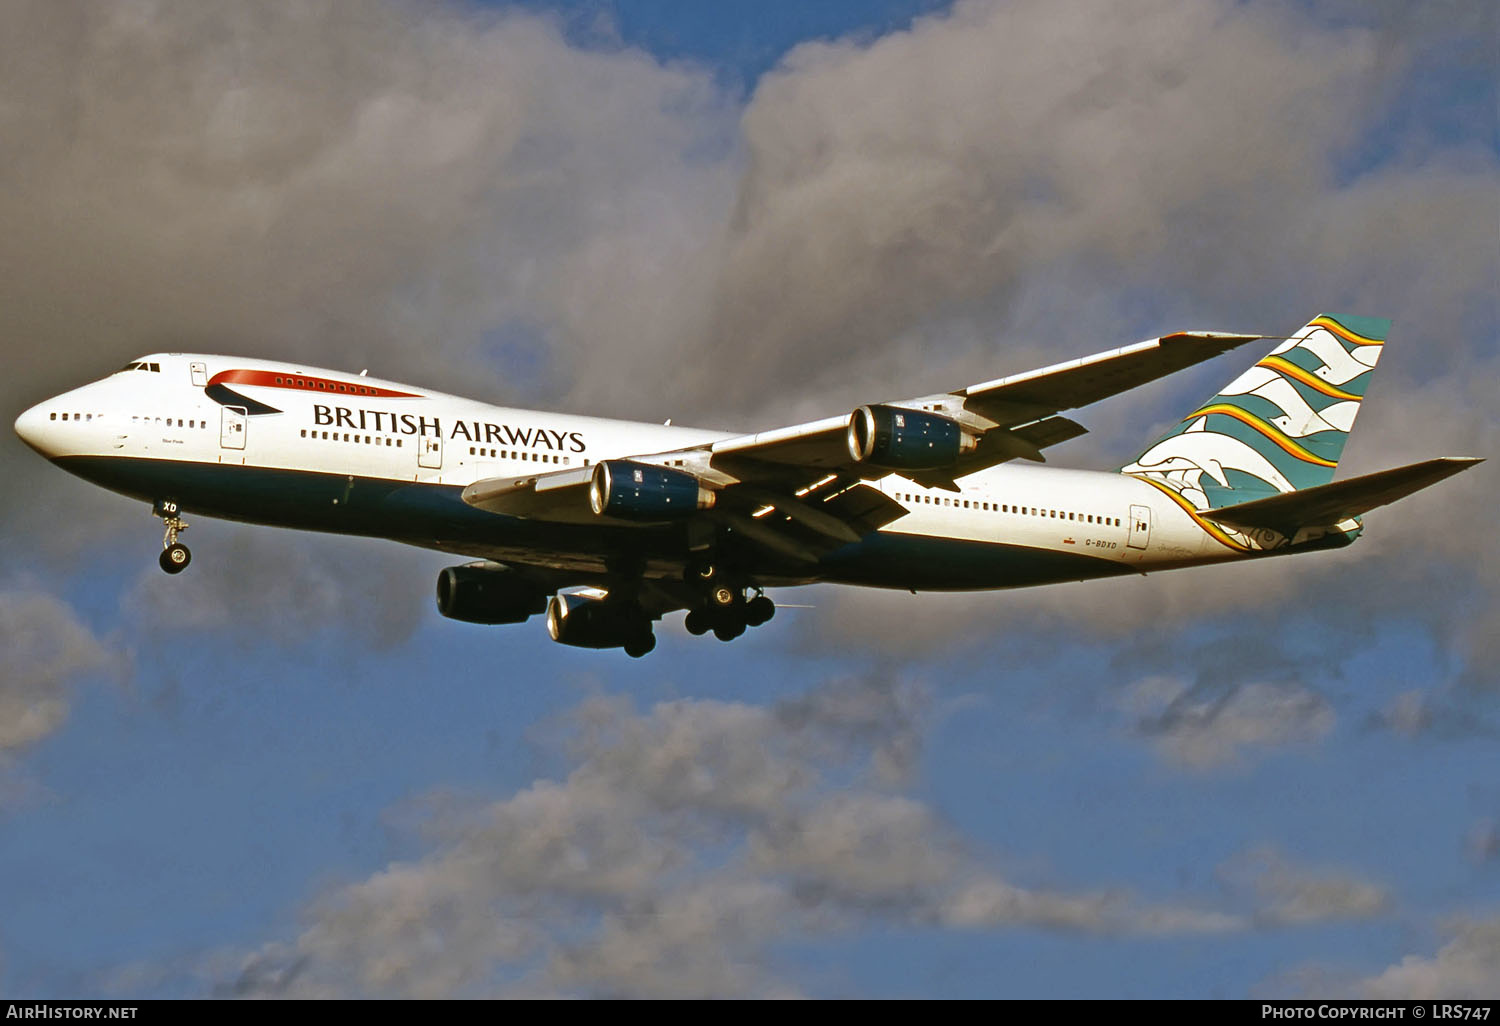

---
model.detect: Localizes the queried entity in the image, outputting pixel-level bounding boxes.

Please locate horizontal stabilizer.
[1201,457,1483,535]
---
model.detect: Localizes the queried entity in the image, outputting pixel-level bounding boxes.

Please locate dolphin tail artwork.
[1120,314,1480,552]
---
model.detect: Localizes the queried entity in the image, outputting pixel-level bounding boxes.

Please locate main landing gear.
[154,500,191,575]
[681,561,775,642]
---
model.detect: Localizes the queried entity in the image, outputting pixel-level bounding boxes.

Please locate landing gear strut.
[154,500,191,575]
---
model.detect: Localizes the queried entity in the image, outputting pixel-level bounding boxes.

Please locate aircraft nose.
[14,401,55,457]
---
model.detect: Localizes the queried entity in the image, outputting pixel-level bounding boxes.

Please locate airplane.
[13,313,1481,657]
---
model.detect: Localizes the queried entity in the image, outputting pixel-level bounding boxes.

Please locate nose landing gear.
[154,500,191,575]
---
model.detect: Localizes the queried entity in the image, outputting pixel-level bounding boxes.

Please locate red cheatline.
[207,369,422,399]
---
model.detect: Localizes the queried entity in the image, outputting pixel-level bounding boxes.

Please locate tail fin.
[1121,313,1388,510]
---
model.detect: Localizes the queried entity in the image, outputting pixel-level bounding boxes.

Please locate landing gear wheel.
[159,543,191,575]
[684,609,711,636]
[623,630,657,658]
[712,618,745,642]
[154,500,191,576]
[745,595,775,627]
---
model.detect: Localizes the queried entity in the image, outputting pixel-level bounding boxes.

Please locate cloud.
[1123,675,1334,770]
[119,524,433,649]
[0,0,737,540]
[1368,689,1498,739]
[1352,915,1500,1000]
[214,675,1241,998]
[0,585,120,754]
[1466,820,1500,867]
[1219,846,1389,926]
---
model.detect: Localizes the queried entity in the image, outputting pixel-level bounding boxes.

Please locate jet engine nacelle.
[435,563,549,625]
[588,460,715,519]
[546,593,647,650]
[846,404,978,470]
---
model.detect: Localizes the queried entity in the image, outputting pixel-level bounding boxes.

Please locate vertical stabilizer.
[1121,314,1388,511]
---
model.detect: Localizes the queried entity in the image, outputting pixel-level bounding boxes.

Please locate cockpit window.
[117,362,142,373]
[149,362,160,372]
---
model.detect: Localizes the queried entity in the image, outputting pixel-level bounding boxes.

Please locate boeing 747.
[14,314,1480,656]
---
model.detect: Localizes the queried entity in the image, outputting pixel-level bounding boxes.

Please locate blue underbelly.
[816,530,1133,590]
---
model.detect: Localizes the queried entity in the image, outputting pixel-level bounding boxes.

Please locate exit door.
[190,361,207,387]
[418,431,442,470]
[1127,504,1151,549]
[220,406,247,449]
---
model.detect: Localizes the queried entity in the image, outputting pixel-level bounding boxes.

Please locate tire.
[684,609,710,636]
[160,543,191,575]
[712,619,745,642]
[745,595,774,627]
[624,631,656,658]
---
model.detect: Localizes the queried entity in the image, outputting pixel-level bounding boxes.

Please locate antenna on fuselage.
[359,369,368,376]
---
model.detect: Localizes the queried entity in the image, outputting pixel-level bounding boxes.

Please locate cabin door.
[220,406,247,450]
[1127,504,1151,550]
[418,431,443,470]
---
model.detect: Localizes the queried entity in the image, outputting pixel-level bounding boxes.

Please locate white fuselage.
[15,352,1292,592]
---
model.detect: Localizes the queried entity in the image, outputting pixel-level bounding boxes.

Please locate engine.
[846,404,977,470]
[435,563,549,625]
[588,460,715,519]
[547,593,651,651]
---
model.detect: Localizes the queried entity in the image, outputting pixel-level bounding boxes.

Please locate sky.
[0,0,1497,999]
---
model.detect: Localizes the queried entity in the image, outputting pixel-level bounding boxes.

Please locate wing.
[705,329,1264,488]
[463,328,1267,572]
